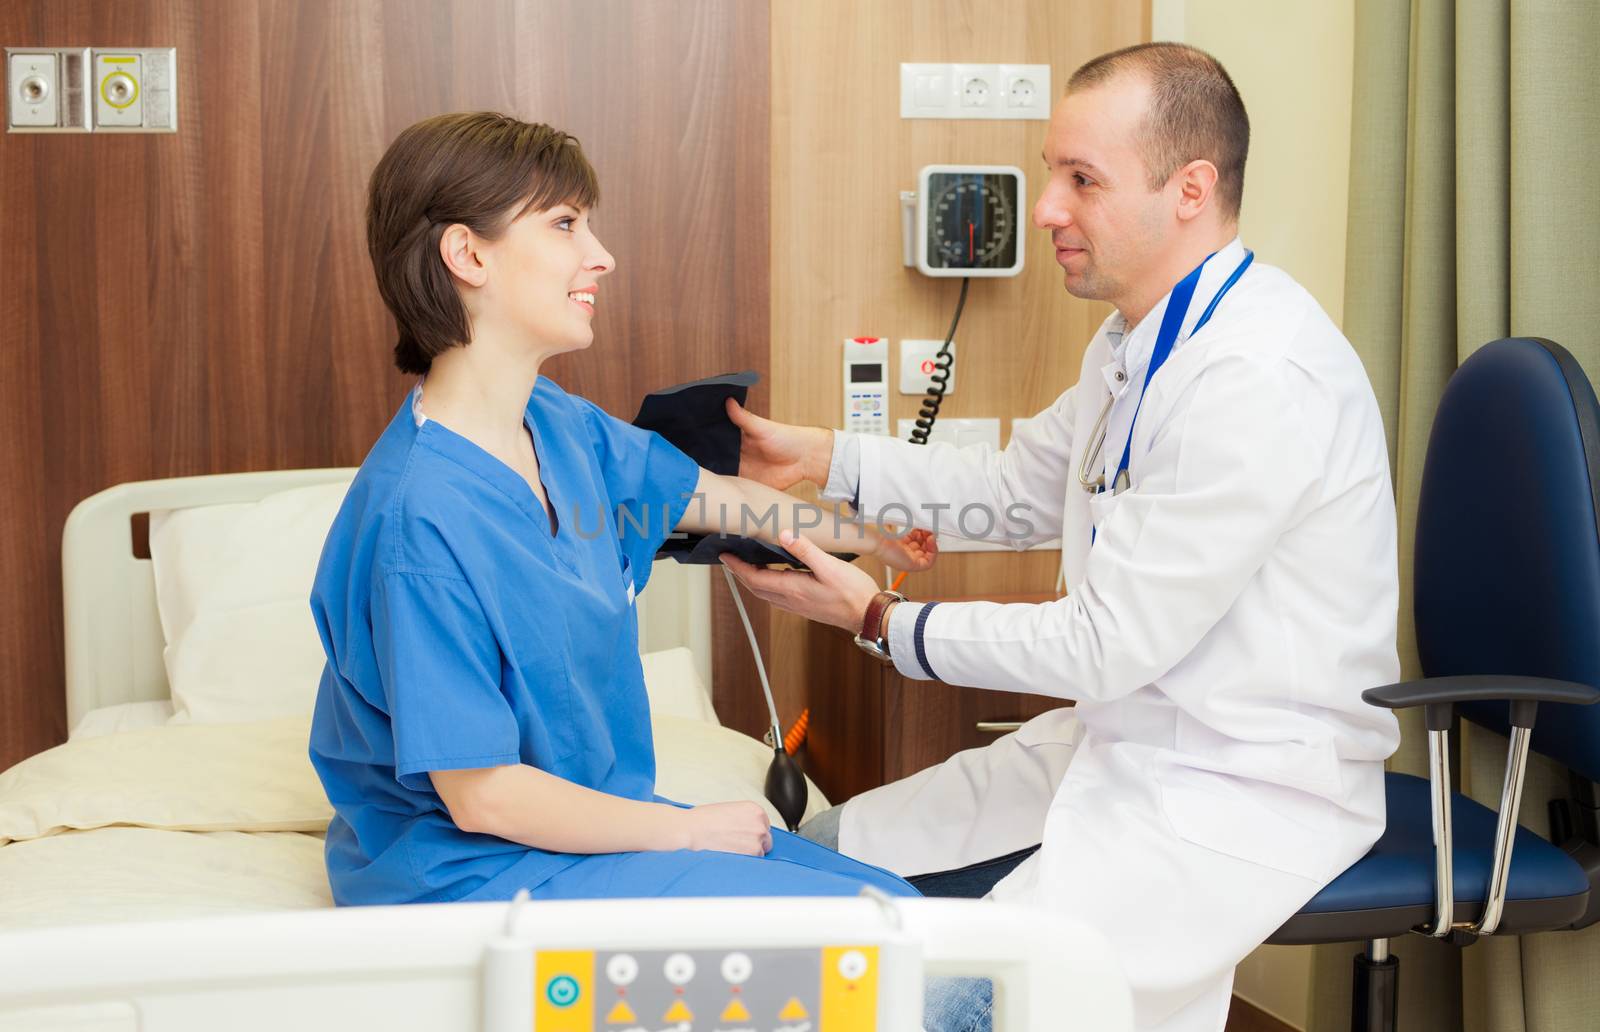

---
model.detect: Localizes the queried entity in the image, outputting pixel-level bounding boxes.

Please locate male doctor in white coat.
[721,43,1402,1032]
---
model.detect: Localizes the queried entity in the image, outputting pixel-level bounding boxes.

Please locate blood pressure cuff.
[631,371,852,569]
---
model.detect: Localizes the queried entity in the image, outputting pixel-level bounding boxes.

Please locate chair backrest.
[1413,337,1600,782]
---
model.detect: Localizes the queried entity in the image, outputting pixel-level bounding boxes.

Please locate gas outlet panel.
[5,48,89,131]
[91,47,175,132]
[5,46,175,132]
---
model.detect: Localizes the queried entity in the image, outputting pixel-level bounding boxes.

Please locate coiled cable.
[909,276,971,445]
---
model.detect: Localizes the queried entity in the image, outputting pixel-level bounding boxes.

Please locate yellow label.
[662,999,694,1023]
[721,998,753,1022]
[534,950,594,1032]
[778,996,811,1021]
[820,946,879,1031]
[604,999,637,1025]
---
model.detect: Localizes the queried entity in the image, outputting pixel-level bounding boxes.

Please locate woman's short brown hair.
[366,112,599,375]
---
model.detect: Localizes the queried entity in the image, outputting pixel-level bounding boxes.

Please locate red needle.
[968,220,974,260]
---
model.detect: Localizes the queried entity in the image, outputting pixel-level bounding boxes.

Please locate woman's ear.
[439,223,489,288]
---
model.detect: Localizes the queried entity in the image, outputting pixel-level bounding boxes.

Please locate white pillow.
[69,700,174,740]
[640,647,720,726]
[150,481,351,724]
[652,715,829,825]
[0,718,332,845]
[148,476,720,728]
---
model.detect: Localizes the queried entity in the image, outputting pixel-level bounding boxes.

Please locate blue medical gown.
[308,378,916,906]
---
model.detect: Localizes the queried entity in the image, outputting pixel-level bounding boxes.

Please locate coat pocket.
[1157,769,1335,883]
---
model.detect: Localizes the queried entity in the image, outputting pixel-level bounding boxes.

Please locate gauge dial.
[926,172,1018,271]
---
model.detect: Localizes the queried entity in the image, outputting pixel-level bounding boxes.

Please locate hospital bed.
[0,469,1133,1030]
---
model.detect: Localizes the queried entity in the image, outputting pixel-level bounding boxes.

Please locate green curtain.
[1308,1,1600,1029]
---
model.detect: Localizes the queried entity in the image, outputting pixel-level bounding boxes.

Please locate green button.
[546,975,580,1008]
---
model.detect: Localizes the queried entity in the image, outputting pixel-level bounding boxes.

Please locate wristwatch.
[854,590,906,663]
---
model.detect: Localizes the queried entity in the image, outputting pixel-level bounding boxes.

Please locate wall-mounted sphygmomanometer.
[897,165,1025,443]
[901,165,1026,277]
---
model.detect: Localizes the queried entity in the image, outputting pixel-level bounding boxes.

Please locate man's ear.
[439,223,489,288]
[1173,159,1220,224]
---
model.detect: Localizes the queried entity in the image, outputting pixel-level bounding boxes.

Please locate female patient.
[308,112,929,907]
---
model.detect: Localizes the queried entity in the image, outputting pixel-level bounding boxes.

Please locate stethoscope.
[1076,249,1255,496]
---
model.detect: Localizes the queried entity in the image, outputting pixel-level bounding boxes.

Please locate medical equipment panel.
[843,337,891,435]
[5,46,175,132]
[0,897,1134,1032]
[532,945,878,1031]
[5,48,89,131]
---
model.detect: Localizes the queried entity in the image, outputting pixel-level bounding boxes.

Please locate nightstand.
[799,592,1069,804]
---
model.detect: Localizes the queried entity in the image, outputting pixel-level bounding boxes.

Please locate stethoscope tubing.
[1075,250,1254,495]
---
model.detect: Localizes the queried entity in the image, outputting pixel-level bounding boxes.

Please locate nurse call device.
[843,336,891,436]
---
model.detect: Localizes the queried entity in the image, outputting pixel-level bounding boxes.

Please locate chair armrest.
[1362,675,1600,731]
[1362,675,1599,940]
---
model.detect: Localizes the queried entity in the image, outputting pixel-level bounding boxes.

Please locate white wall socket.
[900,62,1051,120]
[896,416,998,452]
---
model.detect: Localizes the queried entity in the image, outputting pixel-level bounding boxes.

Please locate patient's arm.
[679,468,935,572]
[431,764,773,856]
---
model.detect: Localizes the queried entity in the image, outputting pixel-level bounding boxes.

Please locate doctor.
[721,42,1402,1032]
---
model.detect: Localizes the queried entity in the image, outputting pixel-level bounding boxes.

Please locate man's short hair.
[1068,43,1249,220]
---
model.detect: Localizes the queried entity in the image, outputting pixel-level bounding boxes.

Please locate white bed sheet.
[0,827,331,929]
[0,713,827,930]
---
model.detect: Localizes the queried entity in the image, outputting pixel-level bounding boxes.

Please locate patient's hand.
[682,800,773,856]
[874,528,937,572]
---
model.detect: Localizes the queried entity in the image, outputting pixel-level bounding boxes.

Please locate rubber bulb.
[764,745,808,832]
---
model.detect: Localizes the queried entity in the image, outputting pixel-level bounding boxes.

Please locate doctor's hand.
[721,530,881,634]
[725,398,833,491]
[681,801,773,856]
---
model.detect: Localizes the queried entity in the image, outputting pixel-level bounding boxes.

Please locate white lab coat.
[830,239,1402,1032]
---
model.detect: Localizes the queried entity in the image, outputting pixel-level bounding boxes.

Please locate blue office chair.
[1268,337,1600,1031]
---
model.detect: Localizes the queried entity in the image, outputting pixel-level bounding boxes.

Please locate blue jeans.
[799,808,1007,1031]
[924,976,994,1032]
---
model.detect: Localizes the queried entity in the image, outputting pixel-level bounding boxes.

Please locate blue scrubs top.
[308,377,699,905]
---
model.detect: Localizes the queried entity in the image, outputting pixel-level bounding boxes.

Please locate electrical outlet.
[952,64,999,113]
[900,62,1051,121]
[1006,74,1038,108]
[999,64,1051,119]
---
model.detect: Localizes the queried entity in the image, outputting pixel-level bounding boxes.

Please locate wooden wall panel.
[0,0,768,771]
[764,1,1148,776]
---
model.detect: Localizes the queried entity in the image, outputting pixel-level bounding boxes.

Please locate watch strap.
[859,590,906,651]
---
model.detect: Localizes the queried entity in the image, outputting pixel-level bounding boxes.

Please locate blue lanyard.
[1103,249,1255,495]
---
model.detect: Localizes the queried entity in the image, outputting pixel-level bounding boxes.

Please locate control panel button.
[837,949,870,980]
[720,951,753,984]
[605,953,638,986]
[662,952,695,985]
[545,974,581,1008]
